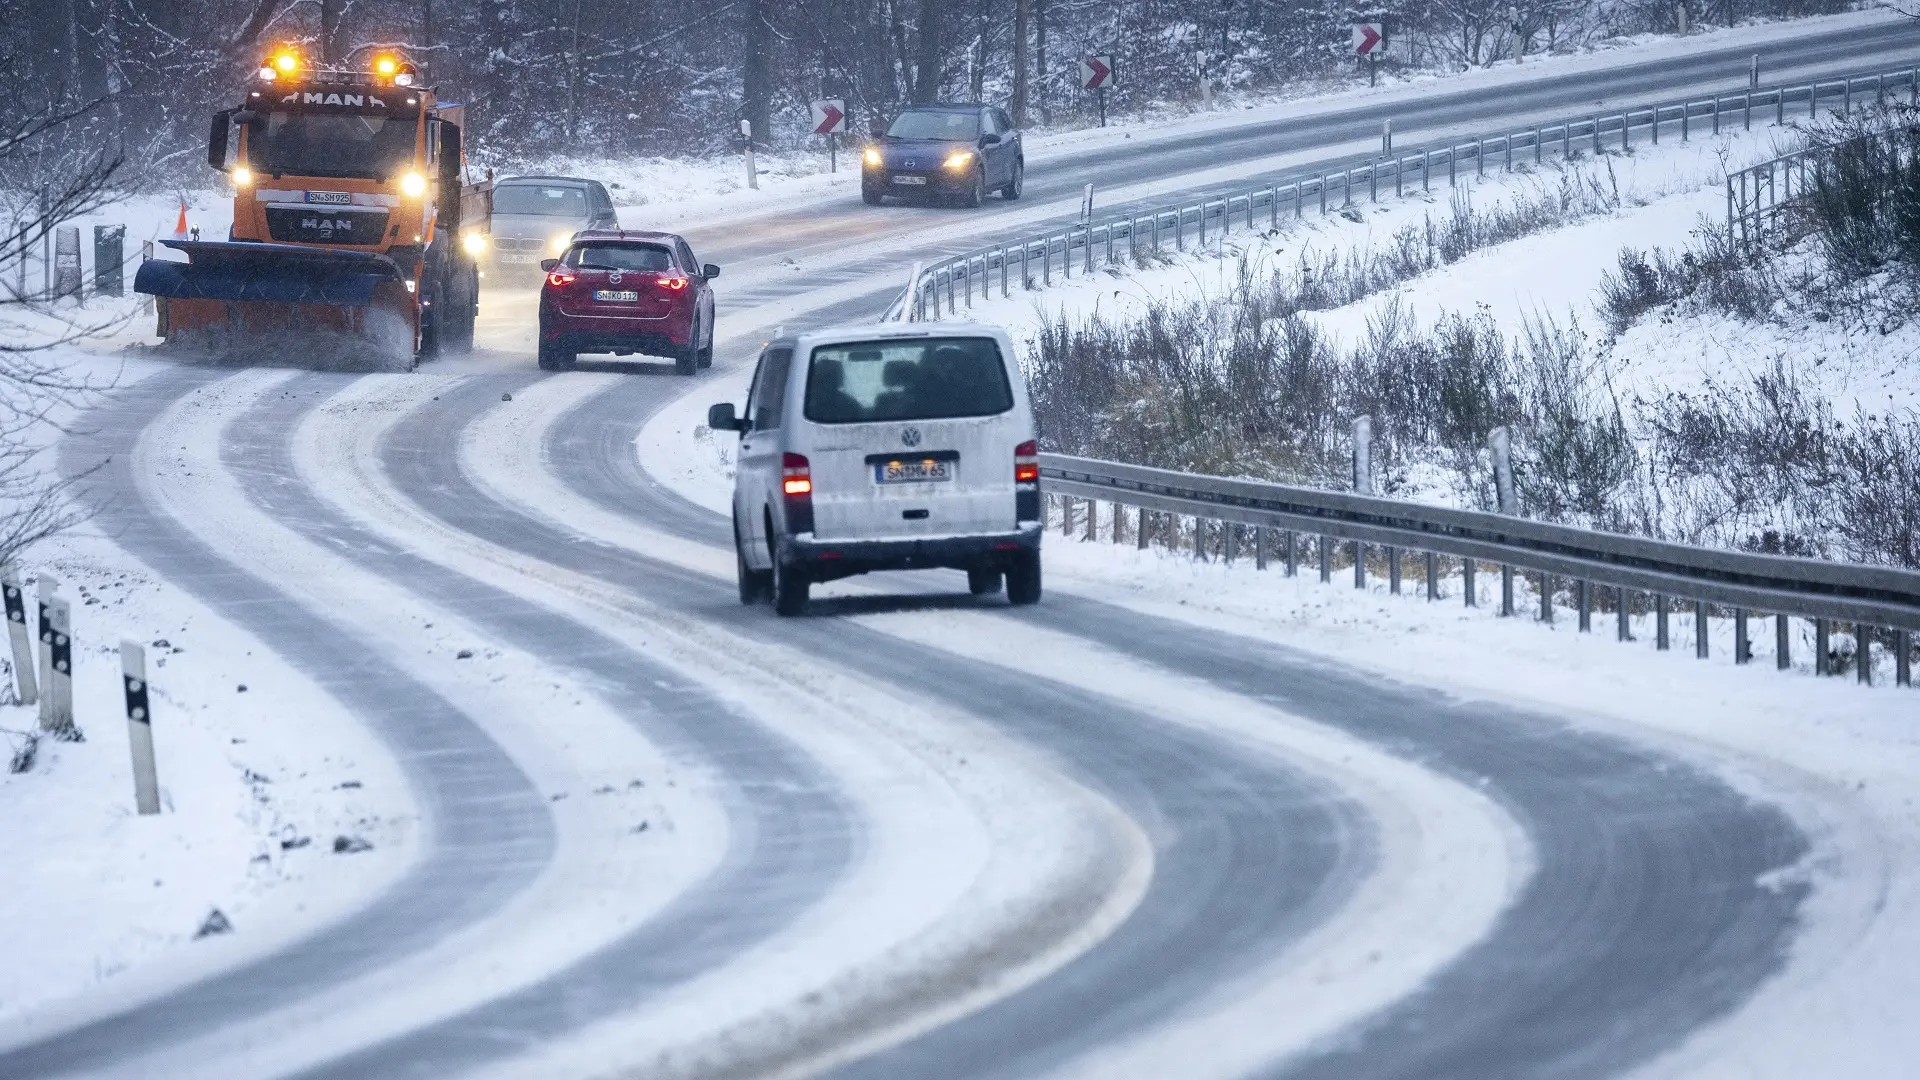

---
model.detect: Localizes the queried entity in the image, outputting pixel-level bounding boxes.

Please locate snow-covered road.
[6,15,1918,1079]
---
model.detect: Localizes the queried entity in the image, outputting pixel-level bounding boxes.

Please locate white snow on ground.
[41,369,729,1079]
[455,373,1530,1080]
[503,7,1906,231]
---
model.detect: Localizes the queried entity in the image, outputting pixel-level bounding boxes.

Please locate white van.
[708,323,1043,615]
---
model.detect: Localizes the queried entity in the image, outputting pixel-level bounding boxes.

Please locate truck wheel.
[772,558,809,616]
[1005,551,1041,605]
[967,568,1003,596]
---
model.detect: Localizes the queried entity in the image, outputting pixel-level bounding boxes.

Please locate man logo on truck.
[278,91,387,108]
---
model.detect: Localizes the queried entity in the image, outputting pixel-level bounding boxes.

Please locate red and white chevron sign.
[1080,55,1114,90]
[810,99,847,135]
[1352,23,1384,56]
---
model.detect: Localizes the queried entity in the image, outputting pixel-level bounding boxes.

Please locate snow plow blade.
[135,240,416,369]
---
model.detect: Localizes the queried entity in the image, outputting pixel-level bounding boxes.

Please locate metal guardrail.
[1726,125,1908,243]
[893,63,1920,321]
[1040,452,1919,687]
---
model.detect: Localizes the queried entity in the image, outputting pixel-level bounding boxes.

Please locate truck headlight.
[231,166,254,187]
[400,171,428,197]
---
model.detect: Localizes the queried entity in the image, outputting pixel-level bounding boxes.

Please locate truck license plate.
[305,191,352,205]
[593,289,640,302]
[876,459,952,483]
[892,175,927,186]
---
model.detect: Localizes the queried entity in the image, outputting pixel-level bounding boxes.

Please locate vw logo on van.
[901,427,922,447]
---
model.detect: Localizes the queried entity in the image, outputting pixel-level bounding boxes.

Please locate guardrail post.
[1653,595,1670,649]
[1476,139,1485,177]
[1387,548,1400,594]
[1448,149,1456,187]
[1224,523,1238,565]
[1000,248,1009,297]
[1592,115,1602,154]
[1777,90,1785,126]
[1284,530,1298,576]
[1577,580,1591,631]
[1370,166,1378,202]
[1354,542,1366,589]
[1425,551,1438,600]
[1394,158,1402,198]
[1809,84,1817,119]
[1816,618,1831,674]
[1255,526,1269,570]
[1084,499,1097,542]
[1535,128,1543,165]
[1652,106,1660,144]
[1620,113,1629,152]
[1562,123,1570,158]
[1043,238,1052,285]
[1843,78,1851,113]
[1505,134,1513,171]
[1138,508,1151,550]
[1712,97,1721,136]
[1319,535,1332,583]
[1422,150,1431,192]
[1735,609,1750,663]
[1176,208,1185,249]
[1501,566,1514,616]
[1695,602,1710,659]
[1618,588,1632,641]
[1682,103,1689,142]
[1777,614,1791,669]
[121,641,161,815]
[1858,625,1872,685]
[1896,630,1911,686]
[1112,502,1124,543]
[1199,204,1208,247]
[1744,92,1752,130]
[1463,559,1477,607]
[1539,573,1552,623]
[1193,517,1206,561]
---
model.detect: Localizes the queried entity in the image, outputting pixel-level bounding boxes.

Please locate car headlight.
[549,233,571,254]
[399,171,428,197]
[943,151,975,169]
[863,147,882,167]
[462,232,487,255]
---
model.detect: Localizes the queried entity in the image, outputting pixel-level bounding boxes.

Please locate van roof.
[774,322,1014,352]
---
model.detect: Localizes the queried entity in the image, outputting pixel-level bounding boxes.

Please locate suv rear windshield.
[886,111,979,141]
[565,243,674,272]
[804,337,1013,424]
[494,184,588,216]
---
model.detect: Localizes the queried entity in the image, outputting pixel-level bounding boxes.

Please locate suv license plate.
[876,459,952,484]
[593,289,640,302]
[892,175,927,186]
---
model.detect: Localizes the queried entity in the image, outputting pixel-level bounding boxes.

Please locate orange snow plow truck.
[136,49,490,368]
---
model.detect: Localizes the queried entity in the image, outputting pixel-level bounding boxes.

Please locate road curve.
[0,367,554,1078]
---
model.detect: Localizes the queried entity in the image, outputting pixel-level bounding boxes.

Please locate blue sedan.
[862,104,1024,208]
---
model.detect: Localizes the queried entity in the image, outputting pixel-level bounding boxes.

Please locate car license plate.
[497,253,537,264]
[876,458,952,484]
[892,175,927,186]
[593,289,640,302]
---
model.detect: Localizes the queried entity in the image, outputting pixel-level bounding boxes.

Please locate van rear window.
[804,337,1013,424]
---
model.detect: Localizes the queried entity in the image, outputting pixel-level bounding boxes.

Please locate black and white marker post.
[120,641,160,814]
[36,575,58,729]
[47,596,75,736]
[2,570,37,705]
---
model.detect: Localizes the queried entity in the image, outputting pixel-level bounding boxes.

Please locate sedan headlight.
[863,147,883,167]
[943,151,975,169]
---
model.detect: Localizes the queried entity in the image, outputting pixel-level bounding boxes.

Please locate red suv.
[538,230,719,375]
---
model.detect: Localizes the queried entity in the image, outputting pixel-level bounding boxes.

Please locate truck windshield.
[886,111,979,141]
[246,112,417,180]
[805,337,1013,424]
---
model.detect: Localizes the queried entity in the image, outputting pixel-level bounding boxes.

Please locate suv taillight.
[1015,440,1041,522]
[782,452,815,535]
[546,268,576,288]
[656,275,689,291]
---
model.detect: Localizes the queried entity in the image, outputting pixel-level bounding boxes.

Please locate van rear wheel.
[1005,551,1041,605]
[736,527,771,605]
[772,558,810,616]
[967,568,1003,596]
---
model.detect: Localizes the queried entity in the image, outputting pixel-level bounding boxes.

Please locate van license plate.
[892,175,927,185]
[876,459,952,484]
[593,289,640,302]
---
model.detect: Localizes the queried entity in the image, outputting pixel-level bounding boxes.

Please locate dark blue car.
[861,104,1023,208]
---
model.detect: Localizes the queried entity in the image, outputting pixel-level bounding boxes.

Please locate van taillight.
[782,453,812,496]
[782,453,815,535]
[1015,440,1040,523]
[1014,440,1039,483]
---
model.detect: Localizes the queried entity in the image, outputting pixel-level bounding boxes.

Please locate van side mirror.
[702,263,721,279]
[707,402,745,432]
[540,258,559,272]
